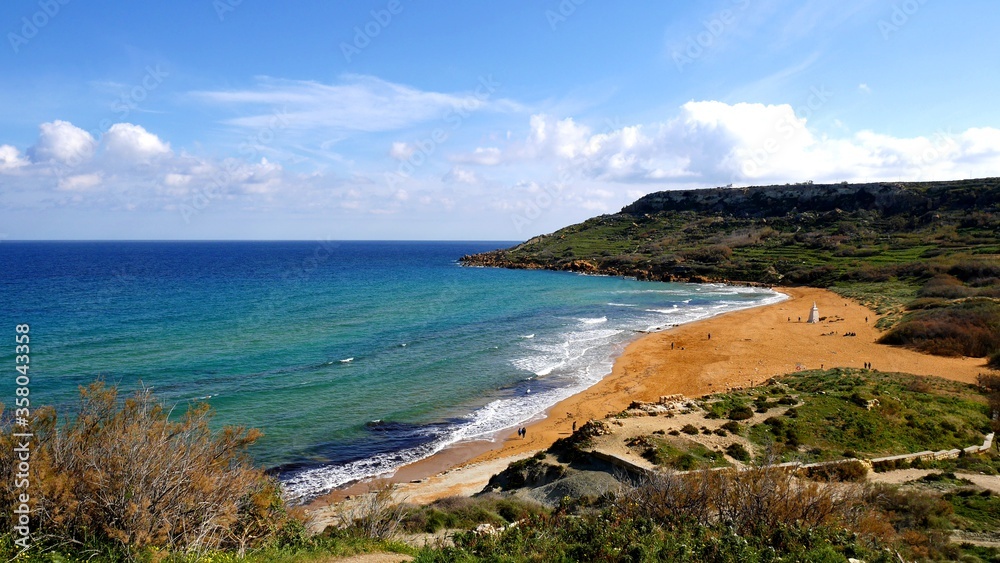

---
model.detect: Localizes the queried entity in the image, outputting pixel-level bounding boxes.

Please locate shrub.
[728,406,754,420]
[879,300,1000,358]
[618,455,862,538]
[0,382,291,557]
[989,351,1000,370]
[726,443,751,462]
[721,421,741,434]
[802,460,868,482]
[681,424,699,435]
[917,274,975,299]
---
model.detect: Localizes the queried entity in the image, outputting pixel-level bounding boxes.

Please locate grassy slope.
[464,178,1000,357]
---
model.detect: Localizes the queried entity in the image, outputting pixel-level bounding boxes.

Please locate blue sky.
[1,0,998,240]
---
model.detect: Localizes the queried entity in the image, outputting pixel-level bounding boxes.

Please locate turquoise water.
[0,241,783,500]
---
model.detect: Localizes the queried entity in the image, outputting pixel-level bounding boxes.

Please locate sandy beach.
[307,286,991,523]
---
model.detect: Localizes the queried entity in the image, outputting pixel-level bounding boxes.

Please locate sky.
[1,0,999,240]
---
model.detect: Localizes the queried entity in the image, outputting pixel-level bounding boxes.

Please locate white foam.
[281,285,788,502]
[339,357,354,363]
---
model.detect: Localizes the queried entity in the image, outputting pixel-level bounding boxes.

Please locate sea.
[0,241,785,502]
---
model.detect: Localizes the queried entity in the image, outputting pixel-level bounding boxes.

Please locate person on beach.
[572,421,577,432]
[671,342,674,350]
[708,333,711,340]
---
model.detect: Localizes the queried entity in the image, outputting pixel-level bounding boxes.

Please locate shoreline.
[306,286,990,517]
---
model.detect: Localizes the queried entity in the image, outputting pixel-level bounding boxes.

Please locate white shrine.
[807,302,819,323]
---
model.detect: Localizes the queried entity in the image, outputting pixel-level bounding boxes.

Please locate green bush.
[726,443,751,462]
[728,406,754,420]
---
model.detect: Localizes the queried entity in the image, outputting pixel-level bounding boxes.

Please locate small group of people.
[842,331,857,337]
[517,427,527,438]
[863,362,873,370]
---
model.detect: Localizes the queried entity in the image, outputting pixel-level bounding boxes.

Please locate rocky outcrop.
[620,180,999,218]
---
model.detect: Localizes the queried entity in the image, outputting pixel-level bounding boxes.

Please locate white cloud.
[389,141,415,161]
[442,166,479,185]
[451,146,502,166]
[6,109,1000,237]
[58,173,102,191]
[0,144,28,170]
[164,173,191,186]
[859,83,871,94]
[190,74,521,133]
[103,123,171,161]
[30,120,97,165]
[449,102,1000,186]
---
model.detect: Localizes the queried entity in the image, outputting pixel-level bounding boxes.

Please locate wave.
[279,286,787,502]
[339,357,354,363]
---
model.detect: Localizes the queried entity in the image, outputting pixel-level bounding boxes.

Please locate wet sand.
[307,286,991,520]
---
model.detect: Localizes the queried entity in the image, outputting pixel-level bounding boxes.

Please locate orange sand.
[310,286,991,509]
[467,286,987,465]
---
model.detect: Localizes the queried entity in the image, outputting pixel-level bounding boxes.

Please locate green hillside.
[462,178,1000,361]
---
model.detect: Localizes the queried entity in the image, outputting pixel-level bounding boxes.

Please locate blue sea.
[0,241,783,501]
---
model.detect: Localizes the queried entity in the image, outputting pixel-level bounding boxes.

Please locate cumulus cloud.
[29,120,97,165]
[450,102,1000,185]
[58,173,103,191]
[103,123,171,161]
[0,144,28,170]
[442,166,480,185]
[389,141,415,161]
[450,146,502,166]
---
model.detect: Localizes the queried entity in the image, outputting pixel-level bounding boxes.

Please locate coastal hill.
[462,178,1000,286]
[463,178,1000,363]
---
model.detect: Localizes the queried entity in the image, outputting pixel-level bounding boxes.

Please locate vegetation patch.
[732,369,993,462]
[402,494,546,534]
[641,437,730,470]
[879,298,1000,357]
[484,451,566,491]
